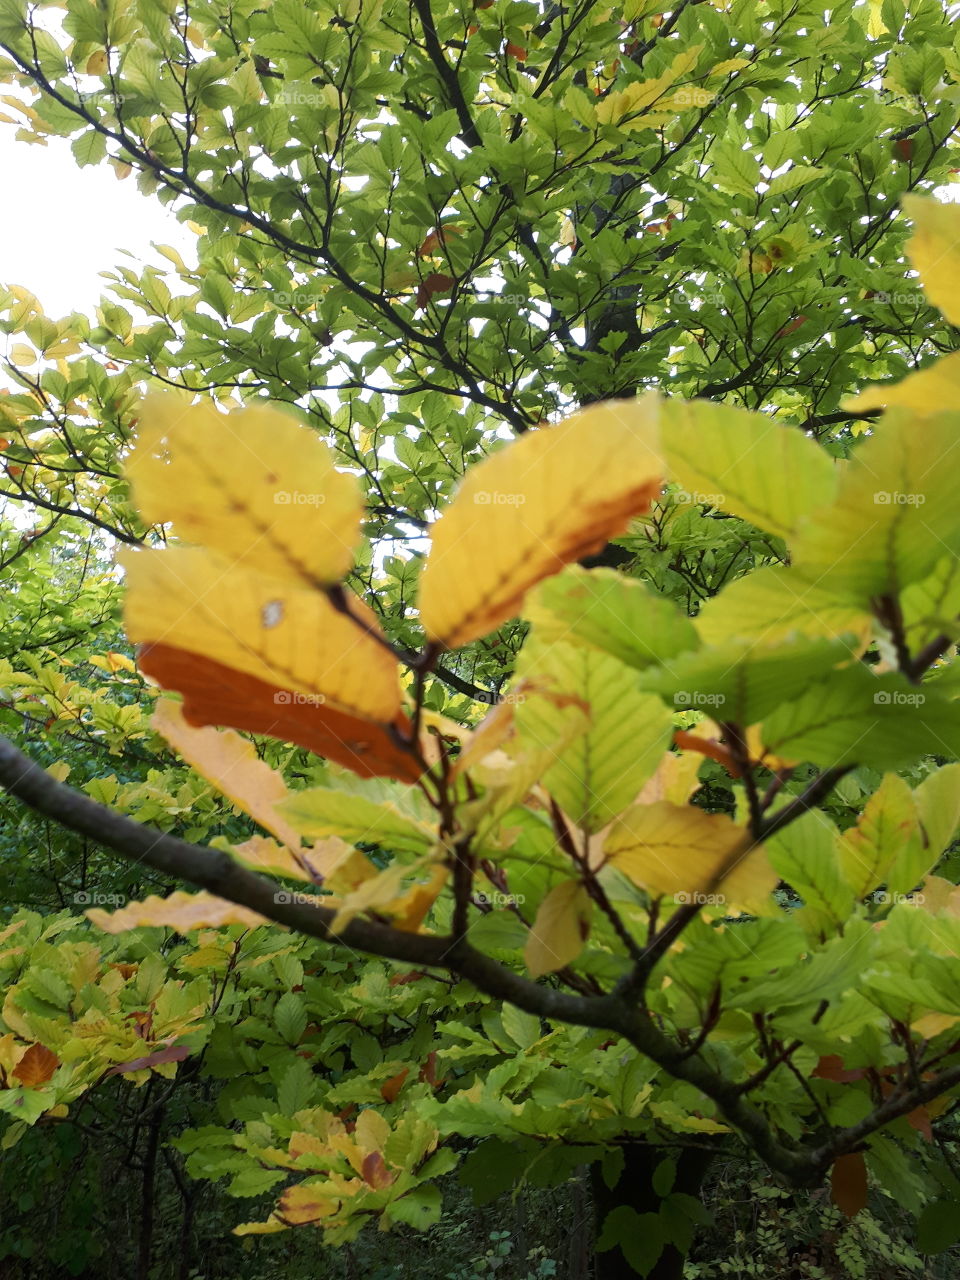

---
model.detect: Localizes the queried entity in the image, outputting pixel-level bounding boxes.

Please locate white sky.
[0,125,192,318]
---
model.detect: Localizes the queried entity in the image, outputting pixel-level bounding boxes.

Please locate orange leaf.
[380,1068,409,1102]
[831,1153,868,1218]
[361,1150,394,1189]
[139,644,423,783]
[13,1043,59,1087]
[416,272,455,309]
[506,42,527,60]
[672,729,740,777]
[418,225,463,257]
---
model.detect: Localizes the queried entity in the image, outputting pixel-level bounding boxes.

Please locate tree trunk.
[590,1143,716,1280]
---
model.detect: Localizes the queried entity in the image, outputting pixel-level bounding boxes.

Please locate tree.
[1,0,960,1274]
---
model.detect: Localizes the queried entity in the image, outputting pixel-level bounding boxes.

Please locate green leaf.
[279,788,434,852]
[527,566,700,671]
[277,1059,315,1115]
[500,1004,541,1050]
[597,1206,666,1274]
[386,1184,442,1229]
[761,668,960,770]
[792,412,960,602]
[637,635,852,725]
[516,640,674,832]
[274,991,307,1045]
[661,398,838,541]
[766,810,853,931]
[917,1199,960,1254]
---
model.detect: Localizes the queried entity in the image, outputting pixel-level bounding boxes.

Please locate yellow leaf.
[524,880,592,978]
[126,394,363,586]
[843,348,960,417]
[46,762,70,783]
[605,802,774,908]
[87,890,268,933]
[636,750,703,806]
[9,343,36,367]
[85,50,108,74]
[121,546,402,721]
[277,1182,339,1225]
[152,699,303,849]
[419,396,663,648]
[901,195,960,327]
[228,834,322,883]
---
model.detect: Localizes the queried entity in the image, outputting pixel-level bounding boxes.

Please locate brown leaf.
[138,644,423,783]
[12,1043,58,1087]
[812,1054,866,1084]
[361,1150,394,1189]
[831,1152,868,1218]
[416,272,455,309]
[106,1044,190,1076]
[906,1105,933,1142]
[380,1068,409,1103]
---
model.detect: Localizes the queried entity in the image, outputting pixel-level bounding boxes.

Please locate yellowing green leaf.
[843,349,960,417]
[661,398,837,541]
[418,397,663,648]
[120,547,402,722]
[126,393,363,586]
[524,880,592,978]
[901,195,960,326]
[279,787,435,853]
[791,412,960,601]
[515,640,674,832]
[888,765,960,897]
[605,802,773,908]
[695,566,872,648]
[152,699,303,849]
[837,773,919,899]
[87,891,268,933]
[527,566,699,670]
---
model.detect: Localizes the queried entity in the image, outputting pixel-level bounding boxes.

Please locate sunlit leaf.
[419,397,662,648]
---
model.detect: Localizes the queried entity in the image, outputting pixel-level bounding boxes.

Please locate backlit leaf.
[141,646,420,782]
[122,548,402,722]
[661,398,837,541]
[901,195,960,326]
[126,394,363,585]
[419,397,662,648]
[524,881,592,978]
